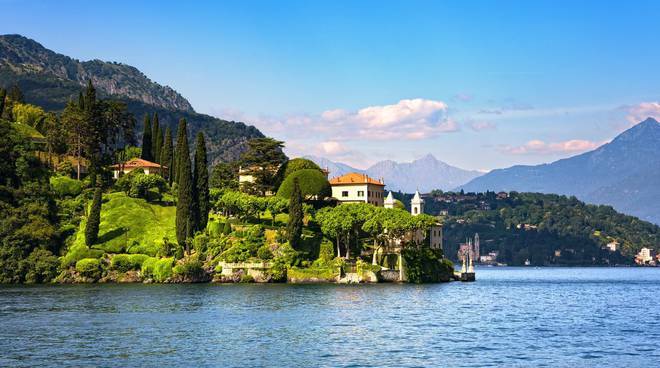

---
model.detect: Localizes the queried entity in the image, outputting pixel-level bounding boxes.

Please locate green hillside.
[63,192,176,267]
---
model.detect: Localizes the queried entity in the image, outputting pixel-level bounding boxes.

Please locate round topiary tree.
[276,169,331,200]
[274,158,323,189]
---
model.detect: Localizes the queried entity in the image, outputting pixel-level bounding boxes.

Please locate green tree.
[274,157,323,189]
[276,169,331,200]
[193,132,209,232]
[239,138,287,195]
[141,114,153,161]
[152,112,162,163]
[175,119,193,250]
[287,178,304,250]
[160,126,173,183]
[85,187,102,246]
[210,162,239,189]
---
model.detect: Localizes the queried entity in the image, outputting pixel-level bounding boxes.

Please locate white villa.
[110,158,167,179]
[329,172,385,206]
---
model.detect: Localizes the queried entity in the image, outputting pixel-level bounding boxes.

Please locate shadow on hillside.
[97,227,126,244]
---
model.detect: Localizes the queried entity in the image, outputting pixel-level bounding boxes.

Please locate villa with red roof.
[329,172,385,206]
[110,158,167,179]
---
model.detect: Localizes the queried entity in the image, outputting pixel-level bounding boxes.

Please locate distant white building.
[636,247,654,264]
[605,241,619,252]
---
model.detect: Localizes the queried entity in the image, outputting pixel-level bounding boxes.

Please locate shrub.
[257,245,273,260]
[61,243,104,268]
[153,257,174,282]
[222,222,232,235]
[141,257,158,278]
[313,240,335,267]
[276,169,331,200]
[192,233,209,256]
[402,248,452,283]
[239,274,254,283]
[111,254,149,272]
[173,259,206,280]
[50,175,82,198]
[129,173,167,201]
[75,258,101,279]
[208,221,222,237]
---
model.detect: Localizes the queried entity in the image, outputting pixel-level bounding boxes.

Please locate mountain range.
[460,118,660,225]
[306,154,483,192]
[0,34,264,164]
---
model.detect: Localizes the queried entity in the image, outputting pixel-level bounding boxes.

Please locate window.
[342,191,349,197]
[414,207,418,214]
[357,191,364,197]
[368,191,372,197]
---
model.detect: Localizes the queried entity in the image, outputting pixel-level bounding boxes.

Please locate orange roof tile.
[110,158,167,169]
[329,172,385,186]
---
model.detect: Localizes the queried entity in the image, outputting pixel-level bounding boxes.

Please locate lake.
[1,267,659,367]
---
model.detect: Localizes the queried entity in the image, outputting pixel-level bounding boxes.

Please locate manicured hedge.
[276,169,331,200]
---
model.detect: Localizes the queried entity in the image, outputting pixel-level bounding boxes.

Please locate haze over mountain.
[0,34,264,164]
[306,154,483,192]
[460,118,660,225]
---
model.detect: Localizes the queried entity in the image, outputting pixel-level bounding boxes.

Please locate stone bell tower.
[411,190,424,216]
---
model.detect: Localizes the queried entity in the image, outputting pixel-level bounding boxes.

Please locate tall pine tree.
[160,126,173,183]
[193,132,209,232]
[85,187,102,246]
[141,114,153,161]
[287,178,303,250]
[152,112,162,163]
[175,119,193,250]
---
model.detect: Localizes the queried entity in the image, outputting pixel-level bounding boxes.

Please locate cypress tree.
[171,147,177,184]
[160,126,173,182]
[85,187,103,246]
[193,132,209,232]
[141,114,153,161]
[152,112,162,163]
[0,88,6,117]
[175,118,193,250]
[77,91,85,110]
[287,178,304,250]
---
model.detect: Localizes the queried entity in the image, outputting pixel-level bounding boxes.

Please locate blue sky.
[3,0,660,170]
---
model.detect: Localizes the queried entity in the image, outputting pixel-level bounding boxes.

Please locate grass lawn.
[66,192,176,263]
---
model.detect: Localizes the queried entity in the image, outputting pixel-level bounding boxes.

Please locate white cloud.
[502,139,603,155]
[214,98,458,143]
[626,102,660,124]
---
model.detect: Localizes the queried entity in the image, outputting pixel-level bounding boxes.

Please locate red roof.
[110,158,167,169]
[329,172,385,186]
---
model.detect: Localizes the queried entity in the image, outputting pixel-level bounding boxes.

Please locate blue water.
[1,267,659,367]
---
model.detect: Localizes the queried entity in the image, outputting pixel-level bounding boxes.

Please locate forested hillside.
[0,34,264,164]
[415,191,660,265]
